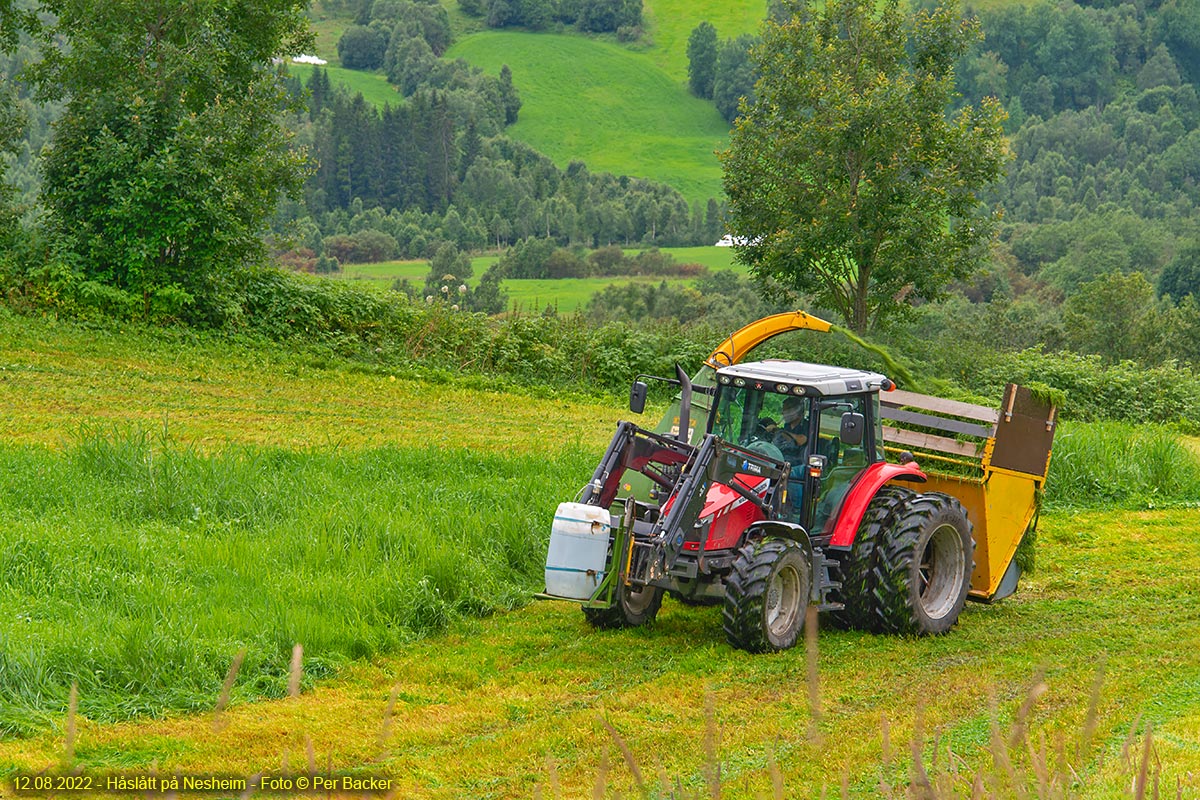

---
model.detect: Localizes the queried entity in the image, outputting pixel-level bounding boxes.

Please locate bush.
[337,25,389,70]
[323,230,399,264]
[940,347,1200,428]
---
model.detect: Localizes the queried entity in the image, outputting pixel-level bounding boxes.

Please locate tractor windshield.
[712,386,813,462]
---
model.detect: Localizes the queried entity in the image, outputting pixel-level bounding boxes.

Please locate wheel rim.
[765,562,802,638]
[918,523,966,620]
[623,584,657,614]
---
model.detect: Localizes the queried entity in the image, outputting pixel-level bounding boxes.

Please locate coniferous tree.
[687,22,718,99]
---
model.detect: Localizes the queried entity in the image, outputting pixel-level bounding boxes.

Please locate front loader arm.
[650,435,790,573]
[581,421,696,509]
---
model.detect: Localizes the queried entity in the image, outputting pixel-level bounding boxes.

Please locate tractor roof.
[716,360,891,397]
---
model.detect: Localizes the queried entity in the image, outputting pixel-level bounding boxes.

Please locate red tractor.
[541,313,1057,652]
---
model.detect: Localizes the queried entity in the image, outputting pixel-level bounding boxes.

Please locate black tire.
[582,581,663,629]
[828,485,915,631]
[871,493,975,636]
[723,538,812,652]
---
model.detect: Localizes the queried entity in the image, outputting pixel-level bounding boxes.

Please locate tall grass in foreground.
[1045,421,1200,508]
[0,431,595,735]
[40,620,1187,799]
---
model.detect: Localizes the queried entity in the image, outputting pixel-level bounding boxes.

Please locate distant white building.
[715,235,757,247]
[291,55,328,65]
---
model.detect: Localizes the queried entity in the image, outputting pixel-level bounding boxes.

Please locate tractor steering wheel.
[745,437,785,463]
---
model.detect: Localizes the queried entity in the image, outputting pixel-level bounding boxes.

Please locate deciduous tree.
[1160,242,1200,302]
[0,0,36,241]
[711,34,756,122]
[34,0,313,323]
[721,0,1007,332]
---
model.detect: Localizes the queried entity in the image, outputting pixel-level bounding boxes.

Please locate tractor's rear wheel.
[828,485,915,631]
[723,537,811,652]
[582,580,663,629]
[871,493,974,635]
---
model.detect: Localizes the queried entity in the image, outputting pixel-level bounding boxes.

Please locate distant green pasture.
[641,0,766,78]
[506,276,667,313]
[338,260,429,285]
[337,248,744,311]
[630,245,742,271]
[287,62,403,109]
[338,257,501,287]
[446,31,729,204]
[305,5,349,63]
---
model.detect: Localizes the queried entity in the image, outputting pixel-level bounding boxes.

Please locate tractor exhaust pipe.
[675,363,693,444]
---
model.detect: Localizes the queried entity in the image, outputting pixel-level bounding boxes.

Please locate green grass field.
[295,0,763,203]
[446,31,731,204]
[336,247,743,312]
[639,0,766,78]
[0,314,1197,797]
[287,61,403,108]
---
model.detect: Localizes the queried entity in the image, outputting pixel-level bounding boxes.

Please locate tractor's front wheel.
[583,580,663,629]
[723,538,811,652]
[871,493,974,635]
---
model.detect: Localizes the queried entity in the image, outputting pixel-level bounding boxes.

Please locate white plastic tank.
[545,502,613,600]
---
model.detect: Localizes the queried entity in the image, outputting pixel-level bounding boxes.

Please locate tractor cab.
[710,360,893,533]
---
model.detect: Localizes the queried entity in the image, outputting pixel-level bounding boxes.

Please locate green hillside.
[446,31,730,204]
[288,62,401,108]
[641,0,765,77]
[296,1,770,204]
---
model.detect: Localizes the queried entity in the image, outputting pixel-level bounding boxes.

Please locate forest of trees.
[675,0,1200,361]
[270,65,725,270]
[271,0,716,271]
[457,0,643,38]
[686,21,757,123]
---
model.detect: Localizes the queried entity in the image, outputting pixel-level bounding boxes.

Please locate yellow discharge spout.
[705,311,834,369]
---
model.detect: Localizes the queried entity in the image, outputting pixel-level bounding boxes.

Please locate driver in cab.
[772,396,809,465]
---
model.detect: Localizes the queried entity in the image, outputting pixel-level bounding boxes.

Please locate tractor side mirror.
[629,380,648,414]
[840,412,865,446]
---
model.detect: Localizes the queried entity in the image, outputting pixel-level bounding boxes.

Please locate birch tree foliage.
[34,0,313,323]
[721,0,1008,333]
